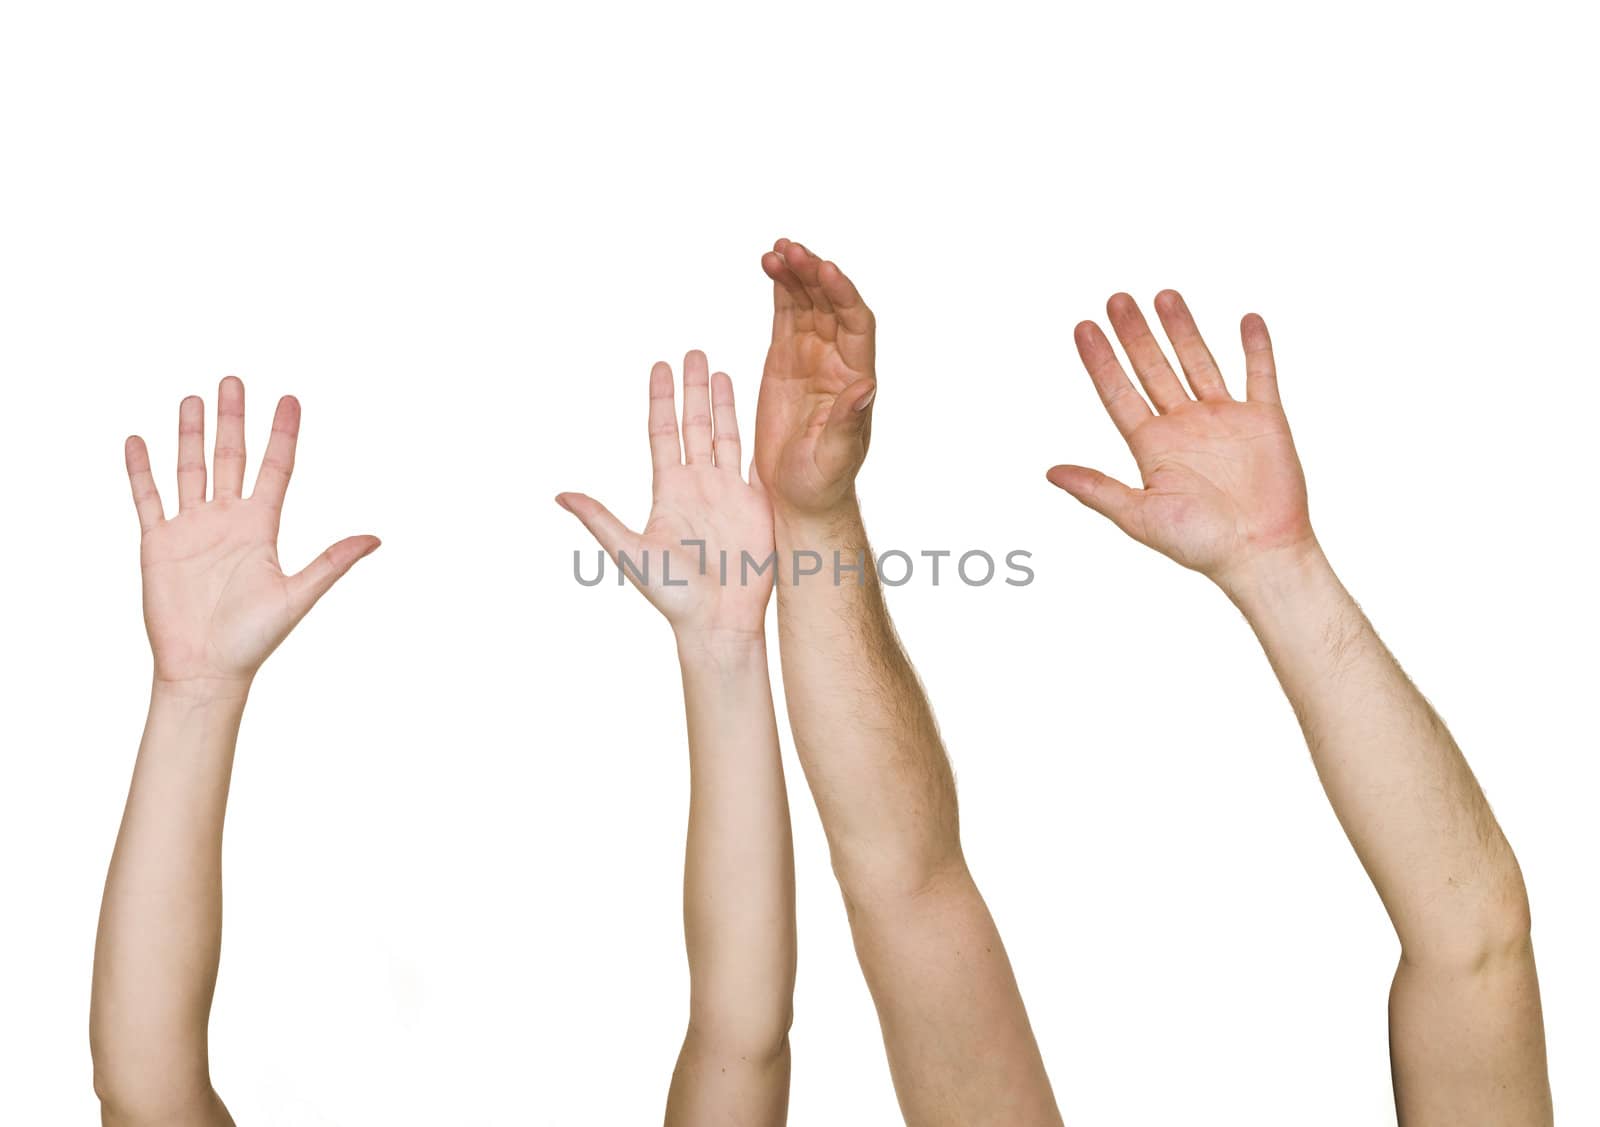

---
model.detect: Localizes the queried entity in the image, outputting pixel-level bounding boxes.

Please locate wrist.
[772,494,862,548]
[150,674,253,710]
[674,626,768,670]
[1215,539,1336,618]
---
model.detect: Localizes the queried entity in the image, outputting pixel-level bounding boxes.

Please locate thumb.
[817,377,876,474]
[1045,465,1145,539]
[556,492,640,566]
[287,534,381,619]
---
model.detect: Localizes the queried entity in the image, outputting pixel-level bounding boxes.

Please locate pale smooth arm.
[91,380,377,1125]
[664,637,795,1126]
[558,354,796,1125]
[91,687,244,1127]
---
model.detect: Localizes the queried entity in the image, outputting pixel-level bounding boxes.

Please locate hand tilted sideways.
[1049,291,1314,591]
[753,238,879,518]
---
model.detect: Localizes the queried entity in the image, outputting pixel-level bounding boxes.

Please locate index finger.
[1074,321,1154,440]
[648,361,681,476]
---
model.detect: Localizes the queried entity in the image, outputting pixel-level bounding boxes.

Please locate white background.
[2,2,1596,1124]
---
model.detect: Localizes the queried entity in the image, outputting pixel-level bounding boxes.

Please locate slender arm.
[664,637,795,1126]
[90,379,376,1125]
[558,352,796,1125]
[91,684,245,1127]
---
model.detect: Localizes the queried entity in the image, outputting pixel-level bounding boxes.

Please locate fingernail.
[554,494,572,512]
[854,387,876,412]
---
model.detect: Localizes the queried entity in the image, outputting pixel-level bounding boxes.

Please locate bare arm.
[558,352,796,1126]
[1050,292,1552,1126]
[91,380,378,1125]
[753,241,1061,1127]
[92,687,243,1127]
[668,638,794,1125]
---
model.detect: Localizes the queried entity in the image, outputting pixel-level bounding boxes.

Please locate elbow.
[830,830,970,915]
[685,995,795,1067]
[1400,878,1535,975]
[93,1080,224,1127]
[91,1027,219,1126]
[834,846,972,923]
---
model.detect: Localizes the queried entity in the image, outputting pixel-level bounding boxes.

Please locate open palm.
[126,378,379,688]
[753,239,879,516]
[1048,291,1314,583]
[559,352,774,642]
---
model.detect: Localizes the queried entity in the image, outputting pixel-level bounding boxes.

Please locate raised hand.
[558,351,774,646]
[753,239,878,517]
[125,377,380,690]
[1047,291,1314,588]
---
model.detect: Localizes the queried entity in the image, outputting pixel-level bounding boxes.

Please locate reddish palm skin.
[1050,293,1315,590]
[1114,397,1310,578]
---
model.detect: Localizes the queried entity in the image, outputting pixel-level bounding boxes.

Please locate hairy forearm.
[772,503,960,892]
[666,636,794,1126]
[91,681,244,1125]
[1228,545,1550,1123]
[774,503,1059,1126]
[1225,545,1529,964]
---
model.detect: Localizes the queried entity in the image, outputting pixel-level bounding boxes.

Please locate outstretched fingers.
[1154,290,1231,401]
[648,360,682,477]
[286,535,381,620]
[1107,294,1189,414]
[251,396,301,512]
[213,376,247,499]
[124,436,165,531]
[1240,313,1279,404]
[1046,465,1146,541]
[1075,321,1154,440]
[681,351,713,465]
[711,371,742,472]
[176,395,207,510]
